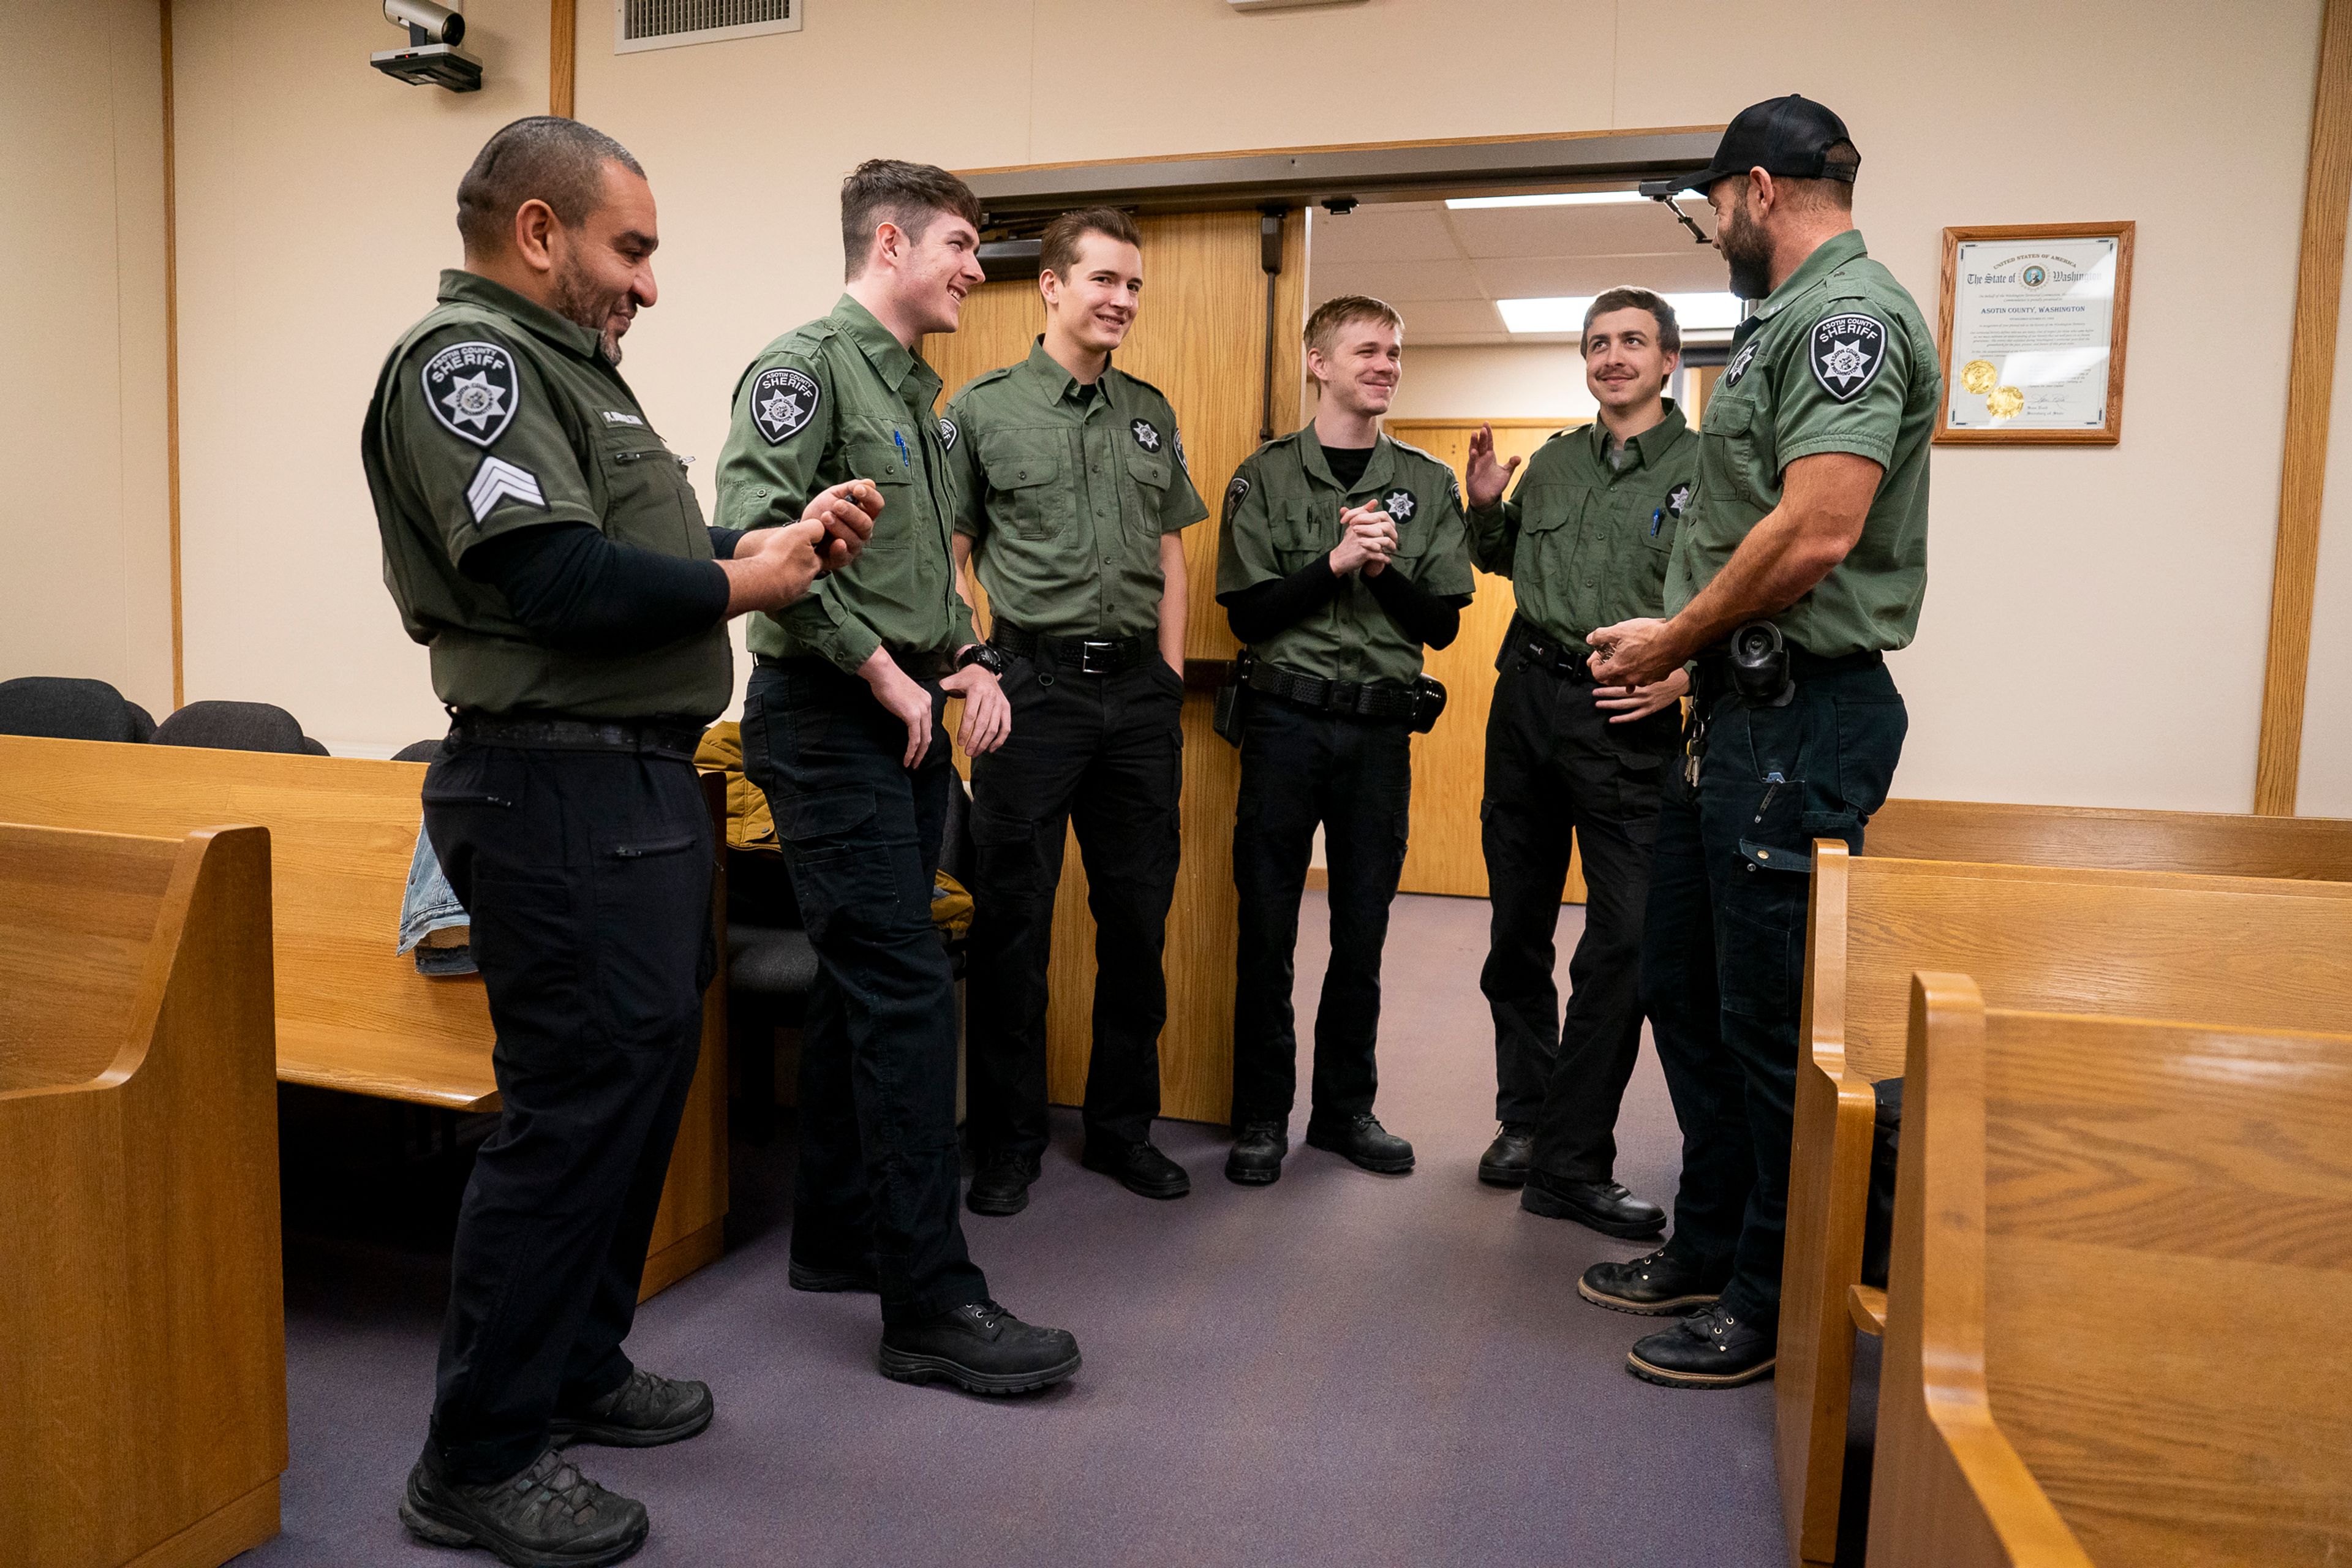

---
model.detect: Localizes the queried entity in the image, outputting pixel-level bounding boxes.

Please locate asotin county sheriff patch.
[423,341,521,447]
[750,366,821,444]
[1809,313,1889,402]
[937,416,959,451]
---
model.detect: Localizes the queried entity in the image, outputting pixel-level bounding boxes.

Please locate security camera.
[373,1,483,92]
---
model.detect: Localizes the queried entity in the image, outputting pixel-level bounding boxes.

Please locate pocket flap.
[1708,399,1754,437]
[779,785,876,843]
[983,445,1061,490]
[1519,483,1579,533]
[1126,451,1170,490]
[1270,503,1324,552]
[847,433,916,486]
[1736,837,1811,873]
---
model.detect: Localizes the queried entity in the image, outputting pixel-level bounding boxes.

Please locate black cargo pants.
[965,653,1185,1163]
[1643,656,1907,1325]
[741,657,989,1328]
[422,737,714,1485]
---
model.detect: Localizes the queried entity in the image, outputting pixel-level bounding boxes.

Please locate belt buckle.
[1079,640,1116,676]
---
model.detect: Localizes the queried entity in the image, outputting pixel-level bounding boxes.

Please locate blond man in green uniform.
[715,159,1079,1396]
[1214,294,1476,1186]
[1462,287,1697,1233]
[1573,96,1938,1390]
[943,207,1209,1216]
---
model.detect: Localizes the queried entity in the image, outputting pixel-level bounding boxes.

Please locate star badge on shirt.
[1130,418,1162,453]
[1382,488,1417,524]
[1667,483,1692,517]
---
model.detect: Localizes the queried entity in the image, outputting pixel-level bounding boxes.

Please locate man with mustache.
[365,116,874,1566]
[1461,287,1697,1235]
[944,207,1208,1215]
[1215,295,1475,1186]
[1577,96,1938,1390]
[717,159,1081,1398]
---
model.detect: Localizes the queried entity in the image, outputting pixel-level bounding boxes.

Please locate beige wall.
[157,0,2330,810]
[1,0,174,716]
[1383,345,1600,423]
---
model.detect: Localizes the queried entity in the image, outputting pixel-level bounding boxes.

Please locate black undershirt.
[1321,441,1375,490]
[460,523,736,654]
[1219,554,1465,650]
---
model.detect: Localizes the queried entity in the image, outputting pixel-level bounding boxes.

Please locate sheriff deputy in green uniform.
[715,159,1080,1396]
[1461,287,1698,1237]
[944,207,1208,1216]
[1574,96,1937,1390]
[1215,294,1476,1187]
[365,117,876,1567]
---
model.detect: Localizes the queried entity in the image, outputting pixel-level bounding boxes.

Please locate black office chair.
[392,739,446,764]
[0,676,156,742]
[152,699,330,755]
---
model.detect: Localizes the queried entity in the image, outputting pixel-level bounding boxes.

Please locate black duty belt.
[1693,643,1885,696]
[992,624,1148,676]
[1504,612,1595,682]
[447,712,707,760]
[1243,658,1420,723]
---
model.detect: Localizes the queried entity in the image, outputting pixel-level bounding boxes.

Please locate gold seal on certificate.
[1960,358,1997,396]
[1936,223,2133,444]
[1985,385,2024,420]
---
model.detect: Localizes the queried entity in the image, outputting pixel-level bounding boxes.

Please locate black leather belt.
[1692,643,1884,700]
[1504,612,1594,682]
[991,624,1148,676]
[1243,658,1419,723]
[447,712,707,759]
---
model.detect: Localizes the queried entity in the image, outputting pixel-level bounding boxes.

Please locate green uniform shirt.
[1666,229,1939,656]
[1467,401,1698,657]
[715,293,975,673]
[1215,428,1476,687]
[943,339,1208,638]
[361,270,731,720]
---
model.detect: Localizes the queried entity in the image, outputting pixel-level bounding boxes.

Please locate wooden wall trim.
[550,0,576,118]
[162,0,183,709]
[2255,0,2352,815]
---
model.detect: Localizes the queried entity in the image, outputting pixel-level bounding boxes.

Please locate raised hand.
[1466,423,1523,510]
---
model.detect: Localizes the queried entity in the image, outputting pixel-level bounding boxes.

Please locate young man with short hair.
[945,208,1208,1215]
[1214,295,1474,1186]
[1463,288,1696,1234]
[717,159,1080,1396]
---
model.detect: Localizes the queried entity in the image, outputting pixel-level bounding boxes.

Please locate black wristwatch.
[956,642,1008,677]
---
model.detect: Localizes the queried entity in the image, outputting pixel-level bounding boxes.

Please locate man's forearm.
[1157,535,1188,672]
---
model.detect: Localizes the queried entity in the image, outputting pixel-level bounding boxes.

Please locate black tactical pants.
[742,658,989,1329]
[1643,659,1907,1324]
[965,655,1186,1161]
[1479,654,1677,1176]
[422,741,714,1485]
[1229,696,1414,1130]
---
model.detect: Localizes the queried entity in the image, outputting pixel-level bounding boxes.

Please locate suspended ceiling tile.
[1447,202,1708,260]
[1310,204,1463,265]
[1476,251,1730,300]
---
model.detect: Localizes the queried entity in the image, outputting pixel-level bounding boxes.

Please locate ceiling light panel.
[1446,192,1648,210]
[1497,292,1746,334]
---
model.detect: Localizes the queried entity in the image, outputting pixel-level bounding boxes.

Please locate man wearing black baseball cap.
[1577,96,1940,1390]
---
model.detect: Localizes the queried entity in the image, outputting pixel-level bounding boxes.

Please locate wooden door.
[924,209,1308,1125]
[1382,418,1589,904]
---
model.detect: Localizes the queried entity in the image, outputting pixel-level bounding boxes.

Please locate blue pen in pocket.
[1649,508,1664,537]
[894,429,911,471]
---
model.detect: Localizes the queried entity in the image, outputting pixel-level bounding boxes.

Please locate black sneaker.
[1305,1112,1415,1174]
[1224,1120,1289,1186]
[1627,1302,1777,1388]
[1477,1124,1535,1187]
[878,1299,1080,1395]
[1080,1137,1191,1199]
[788,1255,878,1294]
[549,1366,713,1449]
[400,1445,647,1567]
[1577,1246,1727,1316]
[1520,1173,1667,1238]
[966,1152,1039,1217]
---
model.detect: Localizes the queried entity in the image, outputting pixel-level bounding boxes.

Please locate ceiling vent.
[614,0,800,54]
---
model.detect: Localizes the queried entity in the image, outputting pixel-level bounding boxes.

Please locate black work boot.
[1577,1245,1727,1316]
[1476,1124,1535,1187]
[878,1299,1081,1395]
[400,1445,648,1567]
[788,1254,878,1294]
[1627,1302,1777,1388]
[549,1366,713,1449]
[966,1152,1040,1217]
[1224,1120,1289,1186]
[1081,1137,1191,1199]
[1520,1172,1667,1238]
[1305,1111,1415,1174]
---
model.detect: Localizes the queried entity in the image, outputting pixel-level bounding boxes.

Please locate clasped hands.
[1330,502,1399,578]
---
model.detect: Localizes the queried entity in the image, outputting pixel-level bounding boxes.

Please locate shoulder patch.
[1222,473,1251,527]
[937,415,959,451]
[750,365,821,445]
[1809,312,1891,402]
[1173,427,1188,476]
[421,340,521,447]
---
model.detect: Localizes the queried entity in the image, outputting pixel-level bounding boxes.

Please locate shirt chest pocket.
[1702,397,1771,499]
[981,438,1066,541]
[1123,450,1171,535]
[1270,502,1330,571]
[596,428,702,556]
[846,423,920,549]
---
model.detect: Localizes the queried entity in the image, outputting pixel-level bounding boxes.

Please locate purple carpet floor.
[247,892,1785,1566]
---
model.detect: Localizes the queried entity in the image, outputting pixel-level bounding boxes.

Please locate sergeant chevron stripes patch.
[467,455,546,522]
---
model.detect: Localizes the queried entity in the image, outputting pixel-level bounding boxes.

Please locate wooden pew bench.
[1869,975,2352,1566]
[0,824,285,1568]
[1868,797,2352,883]
[0,734,728,1300]
[1778,848,2352,1566]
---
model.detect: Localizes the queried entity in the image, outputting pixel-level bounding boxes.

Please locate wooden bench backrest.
[1866,797,2352,883]
[0,823,189,1092]
[0,734,499,1107]
[1871,976,2352,1567]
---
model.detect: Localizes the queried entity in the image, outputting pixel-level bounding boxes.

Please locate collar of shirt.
[1754,228,1871,323]
[828,292,926,396]
[437,269,603,362]
[1019,336,1112,410]
[1297,428,1399,496]
[1586,397,1688,473]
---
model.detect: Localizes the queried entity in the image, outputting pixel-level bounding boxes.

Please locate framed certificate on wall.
[1934,222,2134,445]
